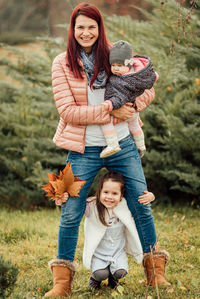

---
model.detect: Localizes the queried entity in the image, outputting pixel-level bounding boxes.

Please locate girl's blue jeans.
[57,135,157,261]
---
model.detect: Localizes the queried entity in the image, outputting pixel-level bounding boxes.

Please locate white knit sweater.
[83,197,143,269]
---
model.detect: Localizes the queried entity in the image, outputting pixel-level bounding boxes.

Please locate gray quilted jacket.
[104,55,156,110]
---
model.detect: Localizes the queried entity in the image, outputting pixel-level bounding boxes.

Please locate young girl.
[83,171,155,289]
[100,40,158,158]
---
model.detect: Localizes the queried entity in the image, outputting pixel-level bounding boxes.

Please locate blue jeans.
[57,135,157,261]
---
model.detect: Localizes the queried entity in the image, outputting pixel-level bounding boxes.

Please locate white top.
[93,212,126,260]
[85,86,129,146]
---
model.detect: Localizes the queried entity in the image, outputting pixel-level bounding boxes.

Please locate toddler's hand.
[138,191,155,205]
[101,102,109,111]
[138,147,146,158]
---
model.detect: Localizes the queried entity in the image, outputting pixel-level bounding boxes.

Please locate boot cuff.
[48,259,78,272]
[143,249,170,265]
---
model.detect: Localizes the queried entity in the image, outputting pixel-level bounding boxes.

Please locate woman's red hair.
[66,2,111,87]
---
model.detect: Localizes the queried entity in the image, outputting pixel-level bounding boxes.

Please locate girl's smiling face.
[100,179,122,209]
[74,15,99,53]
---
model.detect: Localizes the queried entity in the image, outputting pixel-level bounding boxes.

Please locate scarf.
[80,48,107,88]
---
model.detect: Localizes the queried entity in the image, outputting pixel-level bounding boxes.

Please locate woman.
[44,3,170,298]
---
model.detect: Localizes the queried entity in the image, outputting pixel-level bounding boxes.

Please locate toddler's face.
[111,63,130,76]
[100,179,122,209]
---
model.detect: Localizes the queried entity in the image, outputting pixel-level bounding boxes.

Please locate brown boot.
[44,259,77,298]
[143,250,171,287]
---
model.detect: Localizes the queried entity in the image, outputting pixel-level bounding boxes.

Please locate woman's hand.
[55,192,69,206]
[138,191,155,205]
[110,102,136,121]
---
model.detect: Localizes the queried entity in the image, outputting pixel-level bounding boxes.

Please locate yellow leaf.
[116,285,124,294]
[181,215,185,221]
[179,286,187,291]
[111,291,118,298]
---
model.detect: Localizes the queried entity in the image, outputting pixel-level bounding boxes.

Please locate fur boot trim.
[48,259,77,272]
[143,249,170,265]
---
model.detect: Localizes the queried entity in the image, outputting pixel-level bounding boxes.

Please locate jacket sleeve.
[110,96,127,110]
[134,88,155,112]
[85,197,96,217]
[52,55,111,125]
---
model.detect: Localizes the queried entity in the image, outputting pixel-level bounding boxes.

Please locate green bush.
[0,255,19,298]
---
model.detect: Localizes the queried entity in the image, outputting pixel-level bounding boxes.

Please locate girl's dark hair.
[66,2,111,87]
[96,171,125,226]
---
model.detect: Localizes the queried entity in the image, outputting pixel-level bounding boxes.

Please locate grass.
[0,204,200,299]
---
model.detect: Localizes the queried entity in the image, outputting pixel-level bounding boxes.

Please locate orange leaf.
[50,181,59,192]
[67,180,86,197]
[62,163,75,190]
[42,182,55,197]
[48,172,59,181]
[42,163,87,201]
[56,179,66,196]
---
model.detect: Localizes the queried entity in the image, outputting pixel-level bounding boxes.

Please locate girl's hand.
[138,191,155,205]
[55,192,69,206]
[110,102,136,121]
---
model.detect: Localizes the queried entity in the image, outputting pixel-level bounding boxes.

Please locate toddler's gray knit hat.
[109,40,133,65]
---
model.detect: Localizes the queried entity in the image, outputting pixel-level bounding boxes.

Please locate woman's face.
[74,15,99,53]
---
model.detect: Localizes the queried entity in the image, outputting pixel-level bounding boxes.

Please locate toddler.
[100,40,158,158]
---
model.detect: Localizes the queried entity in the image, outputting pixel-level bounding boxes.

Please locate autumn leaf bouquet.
[42,162,86,205]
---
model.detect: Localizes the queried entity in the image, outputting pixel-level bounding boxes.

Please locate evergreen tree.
[0,39,66,208]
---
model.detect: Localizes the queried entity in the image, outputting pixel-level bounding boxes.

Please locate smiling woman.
[43,2,170,298]
[74,15,99,53]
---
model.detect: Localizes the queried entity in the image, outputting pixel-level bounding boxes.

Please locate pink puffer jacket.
[52,52,155,153]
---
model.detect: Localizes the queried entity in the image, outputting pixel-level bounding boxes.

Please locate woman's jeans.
[57,135,157,261]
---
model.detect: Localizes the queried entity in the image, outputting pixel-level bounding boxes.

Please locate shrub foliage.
[0,255,18,298]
